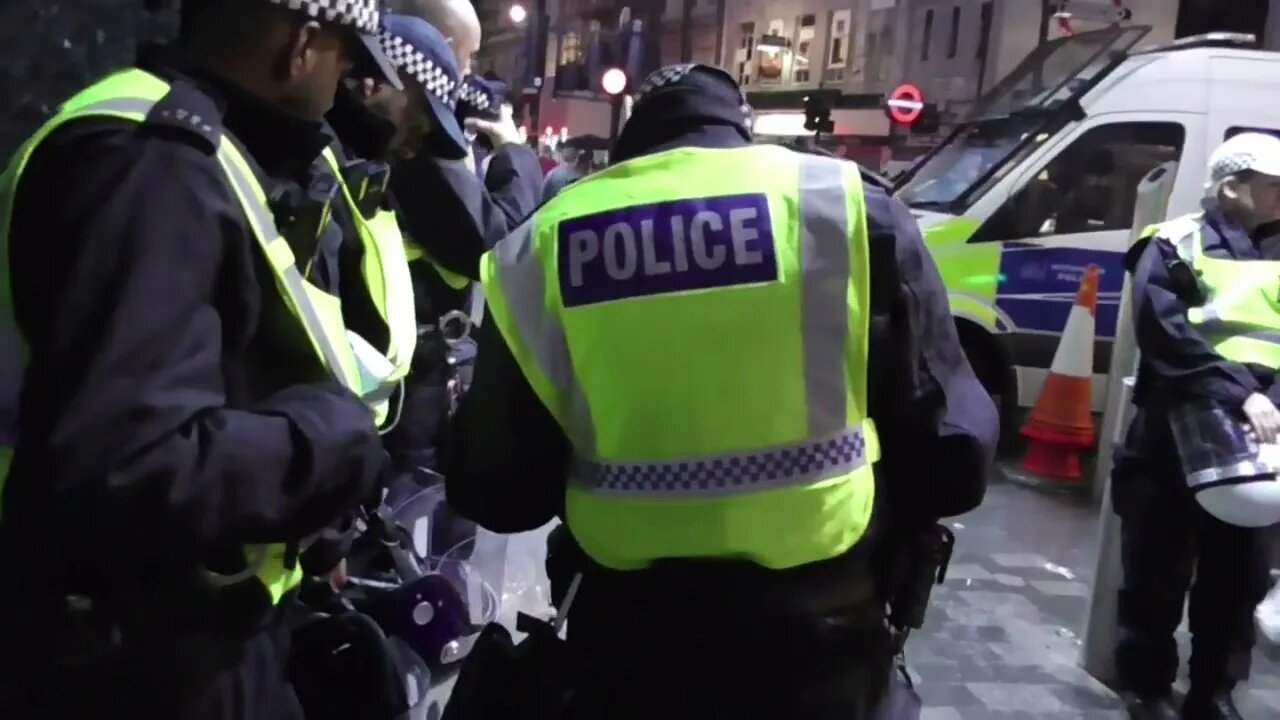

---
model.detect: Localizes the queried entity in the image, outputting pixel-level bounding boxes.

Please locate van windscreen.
[968,25,1151,122]
[897,115,1051,212]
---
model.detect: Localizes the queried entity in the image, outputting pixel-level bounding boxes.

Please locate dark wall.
[0,2,176,158]
[1175,0,1269,39]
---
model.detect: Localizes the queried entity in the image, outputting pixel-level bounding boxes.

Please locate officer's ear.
[1221,177,1242,202]
[281,19,327,80]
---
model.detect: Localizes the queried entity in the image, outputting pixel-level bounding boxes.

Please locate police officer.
[387,0,545,290]
[0,0,404,716]
[292,12,466,583]
[320,13,470,479]
[302,15,474,589]
[459,75,510,178]
[439,64,995,719]
[1114,132,1280,720]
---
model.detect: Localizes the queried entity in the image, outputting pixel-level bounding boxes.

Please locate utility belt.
[546,524,884,621]
[445,562,895,720]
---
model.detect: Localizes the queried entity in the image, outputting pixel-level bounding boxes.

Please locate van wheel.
[956,323,1018,452]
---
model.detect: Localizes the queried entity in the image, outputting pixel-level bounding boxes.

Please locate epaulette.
[142,82,223,155]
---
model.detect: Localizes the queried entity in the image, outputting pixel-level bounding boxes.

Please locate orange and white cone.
[1020,264,1100,481]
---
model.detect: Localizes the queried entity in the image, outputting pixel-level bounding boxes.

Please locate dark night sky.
[0,1,176,157]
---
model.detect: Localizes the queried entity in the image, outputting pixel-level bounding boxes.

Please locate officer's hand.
[1244,393,1280,444]
[464,103,521,148]
[328,559,348,591]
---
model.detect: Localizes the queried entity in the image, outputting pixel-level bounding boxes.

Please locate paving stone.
[1029,580,1092,597]
[919,708,965,720]
[965,682,1069,712]
[946,563,996,581]
[991,553,1052,569]
[897,478,1280,716]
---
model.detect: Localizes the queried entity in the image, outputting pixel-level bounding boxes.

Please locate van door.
[965,113,1195,408]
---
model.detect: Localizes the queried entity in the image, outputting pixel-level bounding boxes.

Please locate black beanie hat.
[613,63,754,162]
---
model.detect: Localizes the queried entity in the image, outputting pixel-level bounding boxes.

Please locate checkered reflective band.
[266,0,381,35]
[634,63,696,100]
[458,82,492,111]
[572,427,868,497]
[378,32,459,109]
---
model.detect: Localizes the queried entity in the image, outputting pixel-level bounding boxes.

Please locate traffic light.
[601,67,629,96]
[914,103,941,134]
[804,91,836,134]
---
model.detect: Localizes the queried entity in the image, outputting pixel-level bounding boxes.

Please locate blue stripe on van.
[995,246,1126,338]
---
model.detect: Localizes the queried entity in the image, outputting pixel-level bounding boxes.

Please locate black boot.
[1181,689,1244,720]
[1123,692,1180,720]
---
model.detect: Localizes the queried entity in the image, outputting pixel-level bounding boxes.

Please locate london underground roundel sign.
[887,83,924,125]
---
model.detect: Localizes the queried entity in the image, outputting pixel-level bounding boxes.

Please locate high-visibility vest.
[403,236,486,325]
[321,149,417,390]
[1148,214,1280,369]
[0,68,392,604]
[404,238,472,290]
[480,144,881,571]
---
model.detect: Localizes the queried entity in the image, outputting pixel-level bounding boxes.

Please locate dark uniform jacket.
[323,89,545,477]
[0,60,387,644]
[390,129,544,295]
[1128,204,1280,412]
[1116,204,1280,496]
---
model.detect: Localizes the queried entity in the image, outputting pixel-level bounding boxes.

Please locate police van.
[893,27,1280,438]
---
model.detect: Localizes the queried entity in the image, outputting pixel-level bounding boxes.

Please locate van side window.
[1227,126,1280,141]
[971,122,1186,243]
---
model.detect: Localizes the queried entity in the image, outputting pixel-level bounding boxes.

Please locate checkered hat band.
[268,0,380,34]
[377,33,458,109]
[459,83,492,110]
[573,428,868,496]
[634,63,750,120]
[634,63,696,100]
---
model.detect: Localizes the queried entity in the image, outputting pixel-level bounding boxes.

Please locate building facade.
[726,0,1186,167]
[474,0,1280,155]
[475,0,726,142]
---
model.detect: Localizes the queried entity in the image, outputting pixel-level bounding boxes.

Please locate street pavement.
[907,468,1280,719]
[442,471,1280,718]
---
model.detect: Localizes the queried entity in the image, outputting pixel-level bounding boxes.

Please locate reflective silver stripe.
[1175,229,1198,262]
[489,221,596,451]
[215,148,353,389]
[468,283,486,326]
[63,96,155,117]
[1186,461,1275,490]
[1195,316,1280,347]
[574,427,868,498]
[797,155,852,437]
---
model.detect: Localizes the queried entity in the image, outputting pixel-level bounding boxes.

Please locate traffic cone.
[1020,264,1100,481]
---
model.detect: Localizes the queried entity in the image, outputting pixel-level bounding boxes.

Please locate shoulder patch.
[142,82,223,154]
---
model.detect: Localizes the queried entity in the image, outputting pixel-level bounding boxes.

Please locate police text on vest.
[557,193,777,307]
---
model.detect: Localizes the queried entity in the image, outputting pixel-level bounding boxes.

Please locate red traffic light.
[601,67,628,95]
